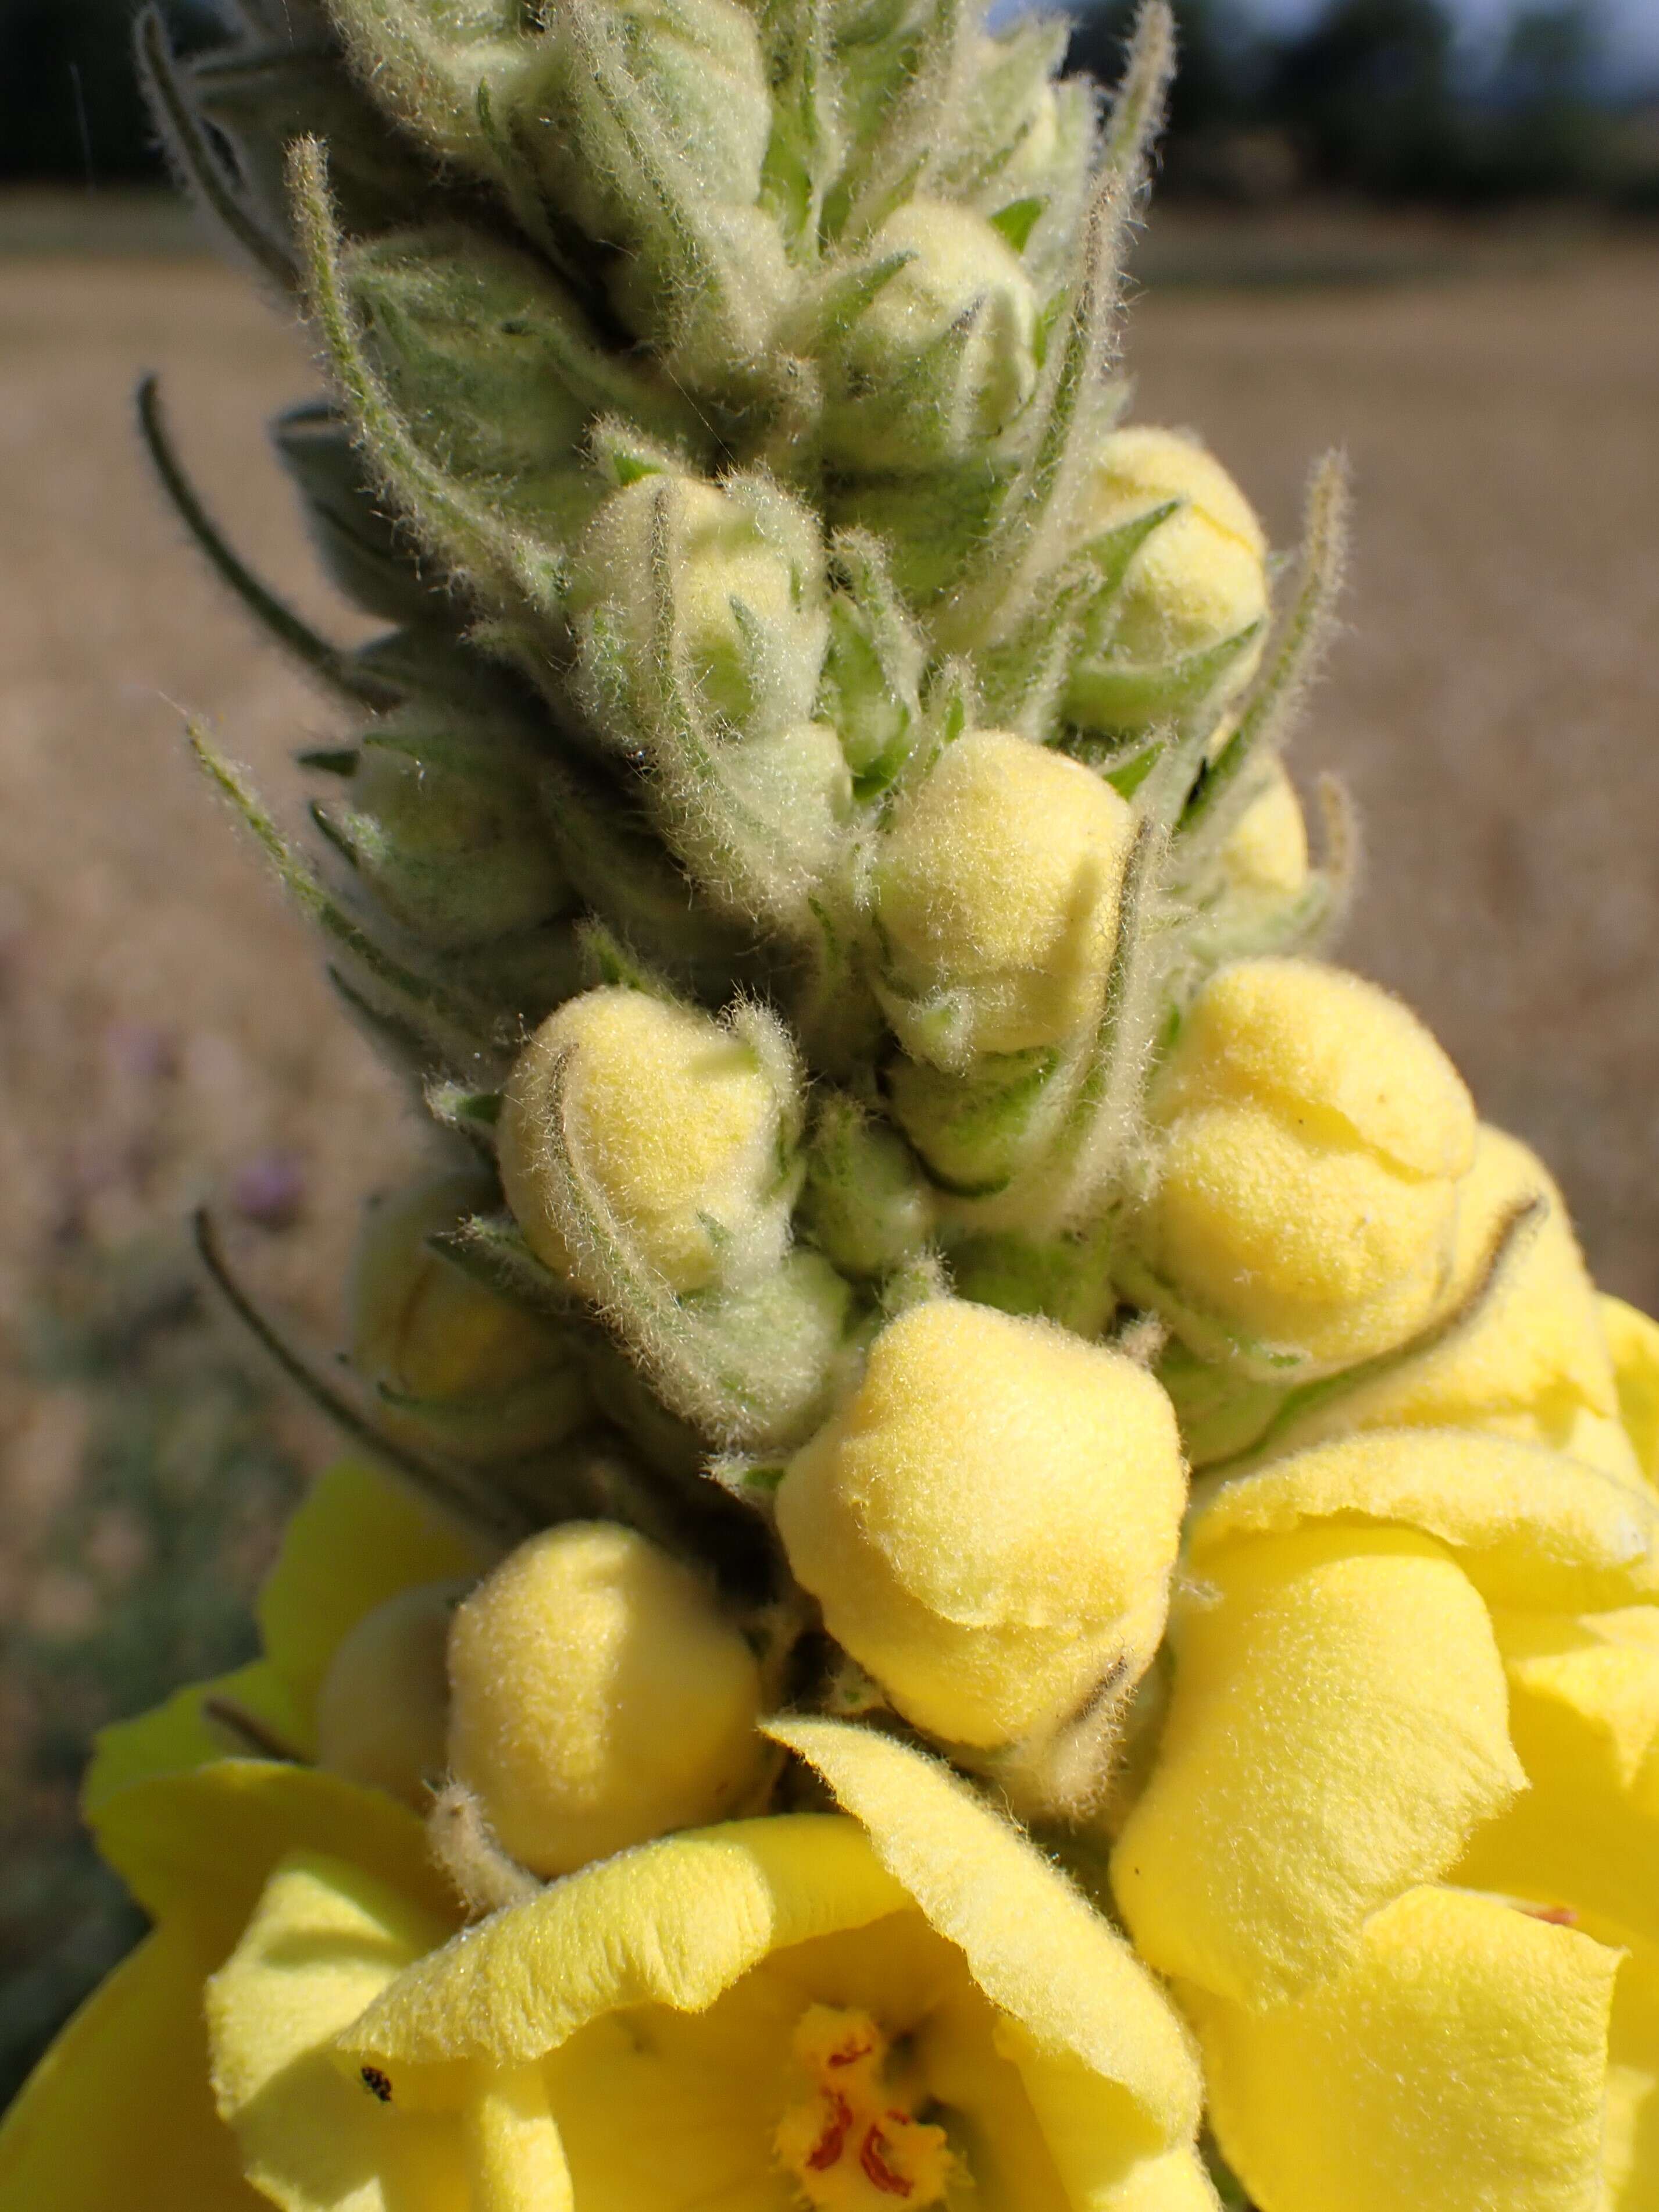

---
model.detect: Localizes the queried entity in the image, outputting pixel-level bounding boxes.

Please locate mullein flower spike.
[6,0,1657,2206]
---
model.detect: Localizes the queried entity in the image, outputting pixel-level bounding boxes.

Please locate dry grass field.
[0,193,1654,2088]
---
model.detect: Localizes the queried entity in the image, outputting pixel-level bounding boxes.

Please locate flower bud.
[569,473,828,740]
[334,718,571,952]
[1219,760,1310,899]
[498,986,798,1298]
[1121,959,1478,1377]
[273,404,434,627]
[798,1098,936,1280]
[821,200,1040,471]
[314,1579,464,1808]
[871,728,1137,1066]
[508,0,774,260]
[775,1299,1187,1748]
[1603,1294,1659,1485]
[345,227,682,546]
[351,1170,591,1462]
[1063,426,1271,735]
[445,1520,766,1876]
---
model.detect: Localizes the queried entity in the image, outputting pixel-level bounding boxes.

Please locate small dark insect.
[360,2067,394,2104]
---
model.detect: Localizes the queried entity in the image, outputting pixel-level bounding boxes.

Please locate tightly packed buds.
[568,470,829,739]
[871,726,1137,1067]
[351,1169,590,1459]
[313,1579,462,1807]
[820,201,1040,470]
[498,986,799,1297]
[345,227,686,543]
[444,1520,766,1876]
[1121,957,1478,1377]
[330,719,571,951]
[1065,425,1271,734]
[775,1298,1187,1749]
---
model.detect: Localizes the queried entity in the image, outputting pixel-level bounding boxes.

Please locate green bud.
[822,200,1040,472]
[829,463,1004,604]
[273,403,437,627]
[1062,426,1272,735]
[871,727,1137,1066]
[569,471,829,740]
[351,1168,592,1461]
[324,710,571,951]
[799,1096,936,1280]
[344,226,693,550]
[885,1041,1076,1202]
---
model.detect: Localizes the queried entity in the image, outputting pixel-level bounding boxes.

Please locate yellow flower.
[1063,426,1270,735]
[1604,1293,1659,1486]
[0,1458,484,2212]
[775,1299,1187,1750]
[499,985,797,1298]
[1216,760,1308,900]
[1118,959,1478,1379]
[1114,1426,1656,2007]
[1111,1425,1659,2212]
[204,1719,1214,2212]
[871,726,1136,1067]
[351,1168,590,1463]
[1196,1126,1646,1486]
[445,1520,768,1877]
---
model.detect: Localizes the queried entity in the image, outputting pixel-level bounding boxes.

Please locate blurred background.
[1,0,1656,2114]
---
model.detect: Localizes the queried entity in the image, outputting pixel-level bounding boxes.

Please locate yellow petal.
[462,2067,574,2212]
[1189,1427,1658,1612]
[343,1815,908,2086]
[91,1758,454,1958]
[1604,1934,1659,2210]
[773,1717,1202,2152]
[1605,1295,1659,1486]
[1189,1885,1618,2212]
[1455,1607,1659,1953]
[0,1924,257,2212]
[1113,1524,1524,2006]
[84,1658,310,1815]
[207,1853,466,2212]
[258,1457,496,1733]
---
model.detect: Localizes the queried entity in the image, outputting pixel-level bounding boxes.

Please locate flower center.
[775,2004,953,2210]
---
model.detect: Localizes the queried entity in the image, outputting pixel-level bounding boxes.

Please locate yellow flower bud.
[568,472,826,736]
[1253,1126,1644,1486]
[445,1521,766,1878]
[1065,425,1271,734]
[775,1299,1187,1748]
[1123,958,1478,1377]
[872,727,1137,1064]
[351,1169,589,1461]
[823,200,1040,469]
[313,1580,463,1809]
[1218,758,1310,898]
[498,986,794,1297]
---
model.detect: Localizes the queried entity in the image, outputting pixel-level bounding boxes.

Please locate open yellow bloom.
[1114,1426,1656,2007]
[202,1721,1212,2211]
[1111,1424,1659,2212]
[0,1458,491,2212]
